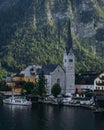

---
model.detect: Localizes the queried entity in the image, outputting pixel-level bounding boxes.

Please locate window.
[69,59,73,62]
[65,59,67,62]
[57,78,60,85]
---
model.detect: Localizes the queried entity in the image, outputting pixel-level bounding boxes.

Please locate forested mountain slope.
[0,0,104,79]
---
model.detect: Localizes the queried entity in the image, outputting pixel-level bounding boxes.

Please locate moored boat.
[3,96,32,106]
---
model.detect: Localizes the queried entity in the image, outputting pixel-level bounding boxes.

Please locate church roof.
[42,64,58,75]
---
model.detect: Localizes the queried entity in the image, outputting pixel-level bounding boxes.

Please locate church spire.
[66,20,73,54]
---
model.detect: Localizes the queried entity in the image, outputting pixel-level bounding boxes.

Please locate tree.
[85,91,94,99]
[38,71,46,96]
[0,82,11,91]
[23,82,35,95]
[32,81,39,95]
[51,83,61,97]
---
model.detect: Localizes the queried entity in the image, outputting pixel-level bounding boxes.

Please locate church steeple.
[66,20,73,54]
[63,20,75,94]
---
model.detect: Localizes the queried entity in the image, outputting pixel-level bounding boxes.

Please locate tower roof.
[66,20,73,54]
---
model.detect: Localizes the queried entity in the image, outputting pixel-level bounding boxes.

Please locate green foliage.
[23,82,35,94]
[0,82,3,88]
[85,91,94,99]
[0,86,12,91]
[0,82,12,91]
[38,71,46,96]
[22,71,46,96]
[91,0,104,20]
[32,82,39,95]
[0,0,104,79]
[51,83,61,97]
[0,67,9,80]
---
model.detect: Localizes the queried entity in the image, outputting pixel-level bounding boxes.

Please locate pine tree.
[38,71,46,96]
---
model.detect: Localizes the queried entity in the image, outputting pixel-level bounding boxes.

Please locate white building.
[75,72,98,92]
[21,65,41,77]
[94,72,104,91]
[63,48,75,94]
[42,64,65,94]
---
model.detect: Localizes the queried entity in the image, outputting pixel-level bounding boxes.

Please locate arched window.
[69,59,73,62]
[64,59,67,62]
[57,78,60,85]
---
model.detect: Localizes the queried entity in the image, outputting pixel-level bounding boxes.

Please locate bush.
[51,83,61,97]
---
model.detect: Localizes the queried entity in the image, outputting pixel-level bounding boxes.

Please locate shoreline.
[33,100,95,110]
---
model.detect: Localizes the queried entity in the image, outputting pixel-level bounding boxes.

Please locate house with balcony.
[6,73,36,94]
[75,71,98,94]
[94,72,104,108]
[94,72,104,94]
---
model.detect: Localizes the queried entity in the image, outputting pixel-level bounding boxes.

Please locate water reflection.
[3,104,31,111]
[0,104,32,130]
[31,104,95,130]
[0,103,104,130]
[94,113,104,130]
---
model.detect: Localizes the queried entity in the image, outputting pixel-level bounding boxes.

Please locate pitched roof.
[75,72,99,85]
[42,64,58,75]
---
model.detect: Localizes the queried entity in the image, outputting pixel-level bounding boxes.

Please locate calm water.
[0,103,104,130]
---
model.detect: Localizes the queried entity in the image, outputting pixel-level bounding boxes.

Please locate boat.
[3,96,32,106]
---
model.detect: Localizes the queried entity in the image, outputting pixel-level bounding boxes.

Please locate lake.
[0,103,104,130]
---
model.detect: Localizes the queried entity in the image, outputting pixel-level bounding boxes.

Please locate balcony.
[96,82,104,86]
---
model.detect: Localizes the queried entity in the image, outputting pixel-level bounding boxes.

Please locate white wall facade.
[51,65,65,94]
[45,75,52,95]
[21,65,41,77]
[63,49,75,94]
[94,72,104,91]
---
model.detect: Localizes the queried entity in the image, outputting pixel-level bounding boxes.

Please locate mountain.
[0,0,104,79]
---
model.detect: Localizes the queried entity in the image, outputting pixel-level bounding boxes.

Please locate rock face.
[72,0,104,57]
[0,0,104,75]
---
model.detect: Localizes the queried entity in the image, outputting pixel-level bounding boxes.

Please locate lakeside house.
[94,72,104,92]
[5,73,36,93]
[94,72,104,108]
[4,66,100,97]
[75,71,99,92]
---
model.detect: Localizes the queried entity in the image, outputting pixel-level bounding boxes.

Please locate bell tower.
[63,21,75,94]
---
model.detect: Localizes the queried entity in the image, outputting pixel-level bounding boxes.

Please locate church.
[22,22,76,95]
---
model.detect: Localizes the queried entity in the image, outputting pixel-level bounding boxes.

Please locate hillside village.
[0,21,91,95]
[0,21,104,111]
